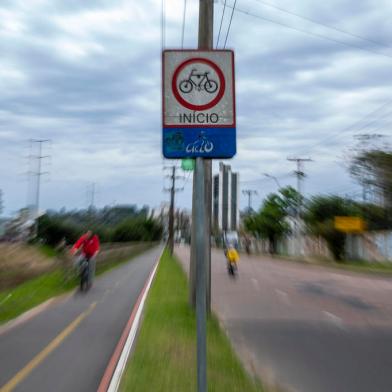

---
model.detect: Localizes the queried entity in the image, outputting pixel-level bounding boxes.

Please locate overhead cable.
[224,0,238,48]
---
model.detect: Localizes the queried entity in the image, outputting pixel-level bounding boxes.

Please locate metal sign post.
[194,157,206,392]
[162,3,236,391]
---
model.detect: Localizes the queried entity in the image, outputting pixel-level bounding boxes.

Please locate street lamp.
[263,173,281,189]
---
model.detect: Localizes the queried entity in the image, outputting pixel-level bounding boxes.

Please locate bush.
[37,215,81,247]
[112,218,162,242]
[38,212,162,247]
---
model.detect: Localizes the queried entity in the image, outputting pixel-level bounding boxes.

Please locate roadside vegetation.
[0,242,155,325]
[244,143,392,263]
[120,249,263,392]
[37,205,162,246]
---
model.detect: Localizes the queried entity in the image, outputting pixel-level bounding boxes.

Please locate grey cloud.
[1,0,391,214]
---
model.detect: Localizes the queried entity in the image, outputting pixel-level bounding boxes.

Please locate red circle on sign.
[172,58,226,111]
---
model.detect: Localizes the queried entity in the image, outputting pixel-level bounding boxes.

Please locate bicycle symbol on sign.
[179,68,218,94]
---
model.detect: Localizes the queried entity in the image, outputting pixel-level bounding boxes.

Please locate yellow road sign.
[334,216,365,233]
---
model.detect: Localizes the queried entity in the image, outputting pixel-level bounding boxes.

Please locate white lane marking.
[251,278,260,291]
[275,289,290,305]
[107,248,163,392]
[322,311,345,330]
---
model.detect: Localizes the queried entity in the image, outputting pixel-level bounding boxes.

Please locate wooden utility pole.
[190,0,213,313]
[193,3,214,392]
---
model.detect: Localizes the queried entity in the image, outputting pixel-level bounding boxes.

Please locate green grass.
[0,270,75,324]
[0,243,155,325]
[120,249,263,392]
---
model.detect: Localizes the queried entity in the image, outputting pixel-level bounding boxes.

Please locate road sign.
[163,50,236,158]
[334,216,365,233]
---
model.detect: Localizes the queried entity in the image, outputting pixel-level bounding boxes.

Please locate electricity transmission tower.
[30,139,50,238]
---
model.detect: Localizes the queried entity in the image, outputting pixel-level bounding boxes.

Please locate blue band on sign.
[163,128,236,158]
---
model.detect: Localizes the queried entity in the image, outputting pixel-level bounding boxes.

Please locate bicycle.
[79,257,90,291]
[179,68,218,94]
[225,247,239,278]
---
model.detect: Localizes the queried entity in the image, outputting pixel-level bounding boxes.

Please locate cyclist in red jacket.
[71,231,100,288]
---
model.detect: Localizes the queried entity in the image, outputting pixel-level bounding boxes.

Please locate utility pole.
[242,189,257,213]
[190,0,213,314]
[190,2,214,392]
[164,166,183,254]
[91,183,95,208]
[30,139,50,239]
[287,157,312,256]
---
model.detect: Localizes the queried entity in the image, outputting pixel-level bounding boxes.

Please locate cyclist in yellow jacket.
[226,245,239,275]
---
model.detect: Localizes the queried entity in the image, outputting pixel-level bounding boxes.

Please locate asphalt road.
[176,246,392,392]
[0,245,162,392]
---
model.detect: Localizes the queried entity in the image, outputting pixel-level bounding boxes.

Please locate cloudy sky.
[1,0,392,216]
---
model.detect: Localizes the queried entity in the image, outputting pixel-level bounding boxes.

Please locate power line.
[216,0,227,48]
[225,3,392,60]
[182,170,192,189]
[297,101,392,155]
[250,0,392,51]
[181,0,187,48]
[241,172,292,184]
[223,0,237,48]
[320,110,392,148]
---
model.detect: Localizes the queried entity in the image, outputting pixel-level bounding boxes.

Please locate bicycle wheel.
[204,80,218,93]
[179,80,193,93]
[80,263,89,291]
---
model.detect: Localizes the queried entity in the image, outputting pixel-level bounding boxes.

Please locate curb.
[97,248,163,392]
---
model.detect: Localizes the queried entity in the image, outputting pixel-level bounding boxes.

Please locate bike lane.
[0,246,162,392]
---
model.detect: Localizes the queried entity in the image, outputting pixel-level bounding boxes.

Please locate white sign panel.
[163,50,235,128]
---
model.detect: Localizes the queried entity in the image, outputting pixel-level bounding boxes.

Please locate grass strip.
[120,249,263,392]
[0,243,154,325]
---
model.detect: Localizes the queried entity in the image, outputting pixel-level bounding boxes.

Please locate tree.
[350,149,392,208]
[244,187,300,253]
[359,202,392,230]
[304,196,360,261]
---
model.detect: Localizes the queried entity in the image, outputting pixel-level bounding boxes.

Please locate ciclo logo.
[185,133,214,153]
